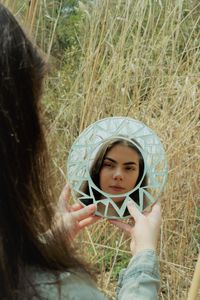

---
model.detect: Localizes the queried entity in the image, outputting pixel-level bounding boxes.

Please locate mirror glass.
[67,117,168,219]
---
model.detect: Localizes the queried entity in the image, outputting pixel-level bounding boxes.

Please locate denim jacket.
[116,250,160,300]
[29,250,160,299]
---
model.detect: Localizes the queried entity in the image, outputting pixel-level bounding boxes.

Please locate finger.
[149,202,162,221]
[150,202,161,216]
[78,215,100,229]
[127,201,142,221]
[109,219,132,234]
[71,204,96,222]
[69,203,83,212]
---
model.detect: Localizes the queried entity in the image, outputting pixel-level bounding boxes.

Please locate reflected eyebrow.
[104,157,138,166]
[104,157,116,163]
[124,162,138,166]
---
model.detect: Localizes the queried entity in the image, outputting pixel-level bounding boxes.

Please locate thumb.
[150,202,161,217]
[148,202,162,225]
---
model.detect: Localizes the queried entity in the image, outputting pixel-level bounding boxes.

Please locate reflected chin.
[112,197,125,203]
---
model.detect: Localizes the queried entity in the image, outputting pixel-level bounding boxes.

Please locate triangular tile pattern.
[67,117,168,219]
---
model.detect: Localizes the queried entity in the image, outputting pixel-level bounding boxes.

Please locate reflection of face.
[99,144,140,202]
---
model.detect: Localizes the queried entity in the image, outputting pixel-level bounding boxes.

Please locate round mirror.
[67,117,168,219]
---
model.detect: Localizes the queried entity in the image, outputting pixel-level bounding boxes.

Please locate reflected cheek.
[127,174,139,189]
[99,169,112,191]
[132,174,139,187]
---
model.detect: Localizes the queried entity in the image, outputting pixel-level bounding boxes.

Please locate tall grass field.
[3,0,200,299]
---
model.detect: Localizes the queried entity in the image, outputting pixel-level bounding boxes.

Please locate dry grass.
[3,0,200,299]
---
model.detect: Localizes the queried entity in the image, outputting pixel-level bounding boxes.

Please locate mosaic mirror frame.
[67,117,168,219]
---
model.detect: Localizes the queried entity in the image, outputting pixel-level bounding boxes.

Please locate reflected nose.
[113,168,123,180]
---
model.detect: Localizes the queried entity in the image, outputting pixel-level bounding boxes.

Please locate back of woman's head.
[0,4,48,234]
[0,3,46,158]
[0,2,47,183]
[0,5,92,300]
[0,4,49,299]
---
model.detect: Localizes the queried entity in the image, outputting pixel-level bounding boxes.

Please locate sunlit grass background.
[3,0,200,299]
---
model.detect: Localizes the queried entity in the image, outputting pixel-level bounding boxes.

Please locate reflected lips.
[109,186,125,192]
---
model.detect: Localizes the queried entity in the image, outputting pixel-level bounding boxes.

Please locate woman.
[0,4,161,300]
[80,138,148,217]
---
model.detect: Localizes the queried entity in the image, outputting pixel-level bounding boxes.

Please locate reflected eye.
[103,162,113,168]
[125,166,136,171]
[102,160,115,168]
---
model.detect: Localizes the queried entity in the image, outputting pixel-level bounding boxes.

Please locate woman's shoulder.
[30,267,107,300]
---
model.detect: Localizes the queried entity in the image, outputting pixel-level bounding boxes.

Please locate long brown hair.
[0,4,89,299]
